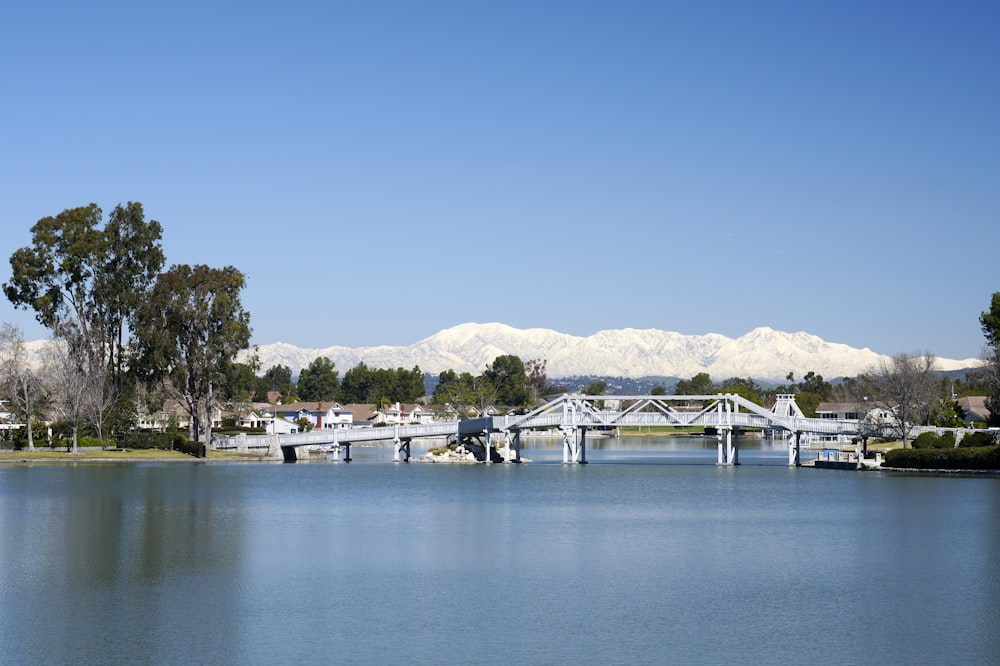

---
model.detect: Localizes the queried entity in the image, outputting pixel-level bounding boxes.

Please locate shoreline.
[0,449,274,464]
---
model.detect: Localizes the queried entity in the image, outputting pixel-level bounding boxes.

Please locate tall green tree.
[675,372,714,395]
[3,203,164,392]
[4,204,103,335]
[718,377,763,404]
[980,292,1000,426]
[95,202,165,391]
[393,366,425,403]
[132,264,251,444]
[484,355,531,407]
[298,357,340,402]
[339,363,372,404]
[263,364,293,390]
[433,369,474,406]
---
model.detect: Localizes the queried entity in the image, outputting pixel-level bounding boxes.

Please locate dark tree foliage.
[980,292,1000,426]
[297,357,340,402]
[3,202,164,392]
[717,377,763,404]
[339,363,424,404]
[674,372,714,395]
[218,362,260,402]
[132,264,251,442]
[484,355,531,407]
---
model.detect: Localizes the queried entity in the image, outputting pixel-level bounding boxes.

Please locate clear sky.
[2,1,997,361]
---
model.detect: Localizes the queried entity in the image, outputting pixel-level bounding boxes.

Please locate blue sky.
[2,1,997,361]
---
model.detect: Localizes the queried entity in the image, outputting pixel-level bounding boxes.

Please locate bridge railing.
[222,393,863,453]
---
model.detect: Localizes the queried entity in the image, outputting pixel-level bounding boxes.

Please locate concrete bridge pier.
[484,429,494,464]
[325,443,352,462]
[393,437,411,462]
[716,427,740,465]
[561,426,587,464]
[788,431,802,467]
[502,430,522,463]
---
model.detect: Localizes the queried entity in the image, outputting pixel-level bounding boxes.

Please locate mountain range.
[248,322,980,381]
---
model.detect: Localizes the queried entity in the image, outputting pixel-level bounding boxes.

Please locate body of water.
[2,437,998,664]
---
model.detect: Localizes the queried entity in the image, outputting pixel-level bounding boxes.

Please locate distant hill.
[247,322,981,381]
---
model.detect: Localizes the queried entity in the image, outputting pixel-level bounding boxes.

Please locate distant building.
[957,396,990,424]
[271,402,354,430]
[814,401,897,444]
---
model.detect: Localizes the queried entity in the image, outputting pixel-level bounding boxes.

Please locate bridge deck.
[214,393,862,455]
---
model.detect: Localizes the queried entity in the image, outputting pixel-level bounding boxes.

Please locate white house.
[261,414,299,435]
[815,401,897,444]
[271,401,354,430]
[138,399,223,432]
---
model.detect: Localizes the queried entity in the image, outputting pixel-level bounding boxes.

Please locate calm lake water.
[2,437,999,665]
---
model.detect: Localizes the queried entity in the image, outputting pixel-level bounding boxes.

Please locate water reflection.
[0,464,249,664]
[2,445,999,665]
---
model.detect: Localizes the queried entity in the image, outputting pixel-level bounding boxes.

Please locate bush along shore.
[884,444,1000,472]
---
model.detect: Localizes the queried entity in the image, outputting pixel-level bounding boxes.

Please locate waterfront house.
[271,401,354,430]
[261,414,299,435]
[138,399,223,432]
[957,396,990,425]
[815,401,898,444]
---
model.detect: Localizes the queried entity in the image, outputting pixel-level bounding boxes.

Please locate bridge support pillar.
[342,442,352,462]
[501,430,522,463]
[561,427,587,464]
[716,427,739,465]
[393,437,411,462]
[788,431,801,467]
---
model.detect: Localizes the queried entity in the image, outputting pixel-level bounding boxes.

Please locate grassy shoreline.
[0,448,271,464]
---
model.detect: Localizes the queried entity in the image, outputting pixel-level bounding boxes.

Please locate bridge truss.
[219,393,860,466]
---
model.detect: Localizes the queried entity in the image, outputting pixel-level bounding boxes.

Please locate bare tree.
[82,350,115,442]
[0,323,45,450]
[40,325,91,453]
[855,351,941,448]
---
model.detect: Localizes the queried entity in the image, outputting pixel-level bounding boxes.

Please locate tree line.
[222,358,426,407]
[1,203,250,450]
[2,203,998,451]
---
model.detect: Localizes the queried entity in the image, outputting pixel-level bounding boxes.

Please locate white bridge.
[214,393,862,466]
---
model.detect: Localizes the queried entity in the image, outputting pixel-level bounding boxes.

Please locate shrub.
[118,431,181,450]
[175,438,206,458]
[959,431,998,448]
[885,445,1000,470]
[913,431,959,449]
[913,432,940,449]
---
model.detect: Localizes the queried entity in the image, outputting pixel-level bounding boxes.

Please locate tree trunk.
[204,382,213,452]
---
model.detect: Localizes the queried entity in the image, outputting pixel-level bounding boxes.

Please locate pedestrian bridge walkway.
[214,393,861,466]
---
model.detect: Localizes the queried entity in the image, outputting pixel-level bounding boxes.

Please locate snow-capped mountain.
[248,322,980,381]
